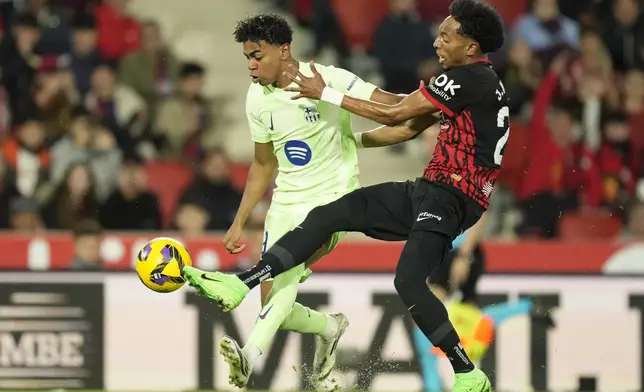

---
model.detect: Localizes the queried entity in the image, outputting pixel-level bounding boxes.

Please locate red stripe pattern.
[423,110,499,209]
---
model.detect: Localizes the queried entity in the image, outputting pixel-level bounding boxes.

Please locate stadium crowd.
[0,0,642,247]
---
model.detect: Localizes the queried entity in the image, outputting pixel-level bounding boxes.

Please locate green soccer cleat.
[220,335,252,388]
[452,368,492,392]
[182,267,250,312]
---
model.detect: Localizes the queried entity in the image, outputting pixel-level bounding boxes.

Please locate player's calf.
[394,231,477,375]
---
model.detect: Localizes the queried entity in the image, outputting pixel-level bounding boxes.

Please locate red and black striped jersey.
[419,59,509,209]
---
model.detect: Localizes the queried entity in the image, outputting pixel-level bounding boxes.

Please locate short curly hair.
[449,0,505,54]
[233,14,293,45]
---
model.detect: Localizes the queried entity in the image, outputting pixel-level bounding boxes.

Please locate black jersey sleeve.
[420,66,475,117]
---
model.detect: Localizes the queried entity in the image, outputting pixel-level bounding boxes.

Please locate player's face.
[242,40,288,85]
[433,16,477,69]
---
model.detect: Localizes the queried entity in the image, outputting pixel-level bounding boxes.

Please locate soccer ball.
[135,237,193,293]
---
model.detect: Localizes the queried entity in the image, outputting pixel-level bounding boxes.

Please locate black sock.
[435,327,475,374]
[410,310,475,373]
[236,252,284,289]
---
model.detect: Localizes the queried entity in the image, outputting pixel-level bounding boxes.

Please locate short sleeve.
[420,67,473,117]
[246,88,271,143]
[325,66,377,100]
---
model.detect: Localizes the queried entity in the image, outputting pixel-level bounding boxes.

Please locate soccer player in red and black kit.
[183,0,504,390]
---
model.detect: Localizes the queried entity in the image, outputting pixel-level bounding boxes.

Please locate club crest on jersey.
[284,140,312,166]
[303,106,320,123]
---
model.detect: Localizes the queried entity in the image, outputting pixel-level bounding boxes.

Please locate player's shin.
[246,280,299,357]
[280,302,330,335]
[245,265,310,356]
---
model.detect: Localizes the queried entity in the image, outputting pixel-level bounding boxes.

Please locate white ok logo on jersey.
[434,74,461,96]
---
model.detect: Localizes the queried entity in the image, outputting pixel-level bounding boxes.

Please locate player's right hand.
[223,224,246,254]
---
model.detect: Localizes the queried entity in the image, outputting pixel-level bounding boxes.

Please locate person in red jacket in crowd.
[518,53,602,238]
[596,111,643,216]
[94,0,141,61]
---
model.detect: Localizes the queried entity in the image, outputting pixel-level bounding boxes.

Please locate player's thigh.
[261,210,304,303]
[344,181,416,241]
[410,180,484,241]
[300,230,346,271]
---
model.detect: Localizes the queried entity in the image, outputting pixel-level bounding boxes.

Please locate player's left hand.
[449,255,471,291]
[283,61,326,100]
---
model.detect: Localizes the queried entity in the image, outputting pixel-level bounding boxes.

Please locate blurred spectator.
[177,148,242,231]
[41,162,99,229]
[417,0,452,23]
[16,0,71,54]
[577,29,612,79]
[622,71,644,160]
[99,160,161,230]
[9,197,43,232]
[518,55,601,238]
[94,0,141,61]
[0,14,42,126]
[174,203,209,235]
[623,71,644,115]
[307,0,351,69]
[514,0,579,56]
[155,62,219,161]
[119,20,179,116]
[0,159,20,229]
[70,12,102,98]
[600,0,644,73]
[502,39,542,115]
[70,219,103,270]
[1,118,50,198]
[85,62,153,159]
[371,0,438,93]
[56,0,98,22]
[33,70,80,142]
[594,111,642,214]
[50,108,122,201]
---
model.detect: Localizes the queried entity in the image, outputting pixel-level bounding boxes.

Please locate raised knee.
[394,270,426,304]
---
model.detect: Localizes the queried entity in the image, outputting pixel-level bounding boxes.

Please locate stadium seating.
[558,212,623,240]
[229,162,251,192]
[145,161,194,228]
[331,0,389,50]
[485,0,527,27]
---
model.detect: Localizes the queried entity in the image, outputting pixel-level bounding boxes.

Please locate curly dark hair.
[449,0,505,54]
[233,14,293,45]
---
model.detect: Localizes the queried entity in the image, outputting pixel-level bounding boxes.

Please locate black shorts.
[428,245,485,303]
[345,178,485,244]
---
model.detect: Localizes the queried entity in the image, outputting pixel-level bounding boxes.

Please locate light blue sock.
[413,327,443,392]
[483,298,533,326]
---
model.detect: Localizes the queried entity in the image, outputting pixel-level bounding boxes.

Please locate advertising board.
[0,273,642,391]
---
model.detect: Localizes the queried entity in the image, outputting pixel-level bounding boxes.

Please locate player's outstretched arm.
[357,112,440,148]
[284,63,440,126]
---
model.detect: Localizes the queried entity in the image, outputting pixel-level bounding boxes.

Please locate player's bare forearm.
[340,89,437,126]
[360,113,440,148]
[232,143,277,228]
[369,88,407,105]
